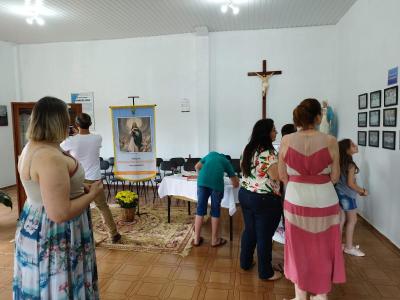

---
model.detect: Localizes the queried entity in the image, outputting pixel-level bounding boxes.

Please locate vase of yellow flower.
[115,190,139,222]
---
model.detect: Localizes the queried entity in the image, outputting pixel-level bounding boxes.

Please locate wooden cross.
[248,60,282,118]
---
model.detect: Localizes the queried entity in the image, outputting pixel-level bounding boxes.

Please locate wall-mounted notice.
[388,67,398,86]
[71,92,95,129]
[180,98,190,112]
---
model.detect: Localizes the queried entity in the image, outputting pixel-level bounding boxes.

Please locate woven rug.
[91,204,195,256]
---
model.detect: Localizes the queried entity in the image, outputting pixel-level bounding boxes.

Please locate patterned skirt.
[13,202,99,300]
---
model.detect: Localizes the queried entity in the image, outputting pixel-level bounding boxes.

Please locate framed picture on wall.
[358,112,367,127]
[0,105,8,126]
[383,108,397,127]
[369,110,380,127]
[370,90,382,108]
[384,86,398,107]
[358,131,367,146]
[368,130,379,147]
[358,93,368,109]
[382,131,396,150]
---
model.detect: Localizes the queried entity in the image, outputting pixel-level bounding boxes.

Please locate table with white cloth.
[158,175,239,240]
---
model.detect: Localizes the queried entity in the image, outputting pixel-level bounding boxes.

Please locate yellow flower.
[115,190,138,208]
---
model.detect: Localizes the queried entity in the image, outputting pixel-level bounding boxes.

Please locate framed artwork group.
[357,85,398,150]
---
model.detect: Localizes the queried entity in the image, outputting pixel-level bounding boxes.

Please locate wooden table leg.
[230,215,233,241]
[167,196,171,223]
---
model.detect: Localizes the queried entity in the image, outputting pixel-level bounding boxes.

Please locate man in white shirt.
[61,113,121,243]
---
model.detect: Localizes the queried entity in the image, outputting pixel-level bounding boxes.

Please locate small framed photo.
[383,108,397,127]
[358,131,367,146]
[369,110,380,127]
[0,105,8,126]
[384,86,398,107]
[358,93,368,109]
[370,90,382,108]
[382,131,396,150]
[358,112,367,127]
[368,130,379,147]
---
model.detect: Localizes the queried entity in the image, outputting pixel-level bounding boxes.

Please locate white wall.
[0,41,18,188]
[210,26,337,157]
[335,0,400,247]
[18,34,203,159]
[18,26,338,161]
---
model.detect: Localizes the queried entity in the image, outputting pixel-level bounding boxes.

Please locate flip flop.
[273,263,284,273]
[211,238,227,248]
[192,236,204,247]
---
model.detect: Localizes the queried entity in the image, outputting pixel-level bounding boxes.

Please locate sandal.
[211,238,227,248]
[192,236,204,247]
[273,263,284,273]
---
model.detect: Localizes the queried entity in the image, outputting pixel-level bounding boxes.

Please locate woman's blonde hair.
[26,96,69,143]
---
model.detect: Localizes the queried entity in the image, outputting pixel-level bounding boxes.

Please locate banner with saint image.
[110,105,156,182]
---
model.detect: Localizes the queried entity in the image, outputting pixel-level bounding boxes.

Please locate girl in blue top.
[336,139,368,257]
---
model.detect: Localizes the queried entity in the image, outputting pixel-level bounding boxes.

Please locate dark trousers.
[239,187,283,279]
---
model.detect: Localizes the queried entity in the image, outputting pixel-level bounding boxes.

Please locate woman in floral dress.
[13,97,103,299]
[239,118,283,280]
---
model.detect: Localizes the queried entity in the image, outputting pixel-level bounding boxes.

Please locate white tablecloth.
[158,175,239,216]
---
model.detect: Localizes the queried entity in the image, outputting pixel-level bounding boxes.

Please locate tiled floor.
[1,187,400,299]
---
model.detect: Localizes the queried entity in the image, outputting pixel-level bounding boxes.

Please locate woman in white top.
[13,97,103,299]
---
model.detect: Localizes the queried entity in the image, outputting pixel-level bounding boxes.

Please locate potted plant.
[0,190,12,210]
[115,190,138,222]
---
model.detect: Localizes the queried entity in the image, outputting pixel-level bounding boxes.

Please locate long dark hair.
[338,139,359,176]
[241,119,275,177]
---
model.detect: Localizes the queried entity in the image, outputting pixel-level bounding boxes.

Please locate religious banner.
[71,92,95,129]
[110,105,157,182]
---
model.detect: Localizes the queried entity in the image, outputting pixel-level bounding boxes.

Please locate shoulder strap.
[62,151,79,177]
[24,146,48,181]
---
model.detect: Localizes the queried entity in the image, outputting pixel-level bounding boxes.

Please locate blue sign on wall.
[388,67,398,85]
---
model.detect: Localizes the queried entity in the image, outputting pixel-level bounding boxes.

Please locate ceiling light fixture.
[24,0,45,26]
[221,1,240,15]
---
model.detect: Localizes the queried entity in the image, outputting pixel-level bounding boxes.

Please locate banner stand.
[110,104,157,217]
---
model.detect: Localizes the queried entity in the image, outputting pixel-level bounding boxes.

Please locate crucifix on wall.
[248,60,282,118]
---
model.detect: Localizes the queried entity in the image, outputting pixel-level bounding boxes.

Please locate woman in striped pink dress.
[278,99,345,300]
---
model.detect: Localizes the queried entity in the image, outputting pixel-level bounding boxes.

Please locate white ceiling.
[0,0,356,44]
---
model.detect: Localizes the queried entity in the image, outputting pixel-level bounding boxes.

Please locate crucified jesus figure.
[255,72,275,96]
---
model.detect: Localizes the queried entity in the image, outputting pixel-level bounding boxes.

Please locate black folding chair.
[108,157,125,195]
[100,159,111,200]
[183,161,196,172]
[170,157,185,173]
[231,158,241,177]
[153,158,164,202]
[186,157,201,165]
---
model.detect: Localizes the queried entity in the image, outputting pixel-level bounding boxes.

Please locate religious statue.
[128,122,143,152]
[319,100,336,136]
[255,72,274,96]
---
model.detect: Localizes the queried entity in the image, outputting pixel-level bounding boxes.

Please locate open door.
[11,102,82,215]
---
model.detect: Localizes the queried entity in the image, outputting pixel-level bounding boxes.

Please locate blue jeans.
[239,187,282,279]
[196,186,224,218]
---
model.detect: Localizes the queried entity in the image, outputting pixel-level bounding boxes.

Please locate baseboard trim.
[358,214,400,257]
[0,184,17,190]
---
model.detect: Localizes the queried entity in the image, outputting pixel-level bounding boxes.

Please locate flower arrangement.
[115,190,138,209]
[0,190,12,210]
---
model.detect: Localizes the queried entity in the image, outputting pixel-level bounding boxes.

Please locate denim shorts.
[196,186,224,218]
[338,192,357,211]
